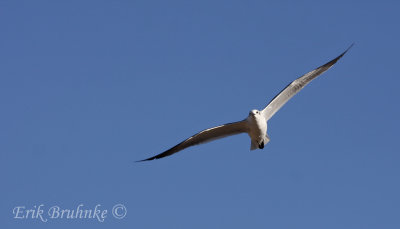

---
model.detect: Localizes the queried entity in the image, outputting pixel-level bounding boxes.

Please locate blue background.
[1,0,399,228]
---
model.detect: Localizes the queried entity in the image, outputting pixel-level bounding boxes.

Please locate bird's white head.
[249,109,261,117]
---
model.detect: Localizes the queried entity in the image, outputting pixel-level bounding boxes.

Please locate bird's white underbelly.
[247,116,267,142]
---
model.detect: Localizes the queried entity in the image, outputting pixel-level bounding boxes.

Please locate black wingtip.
[335,43,354,60]
[135,155,161,162]
[342,43,355,55]
[135,159,149,163]
[135,157,155,162]
[322,43,354,68]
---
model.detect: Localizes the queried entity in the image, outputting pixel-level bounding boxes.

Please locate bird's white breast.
[247,114,267,142]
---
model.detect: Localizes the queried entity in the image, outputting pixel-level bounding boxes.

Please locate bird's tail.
[250,134,270,150]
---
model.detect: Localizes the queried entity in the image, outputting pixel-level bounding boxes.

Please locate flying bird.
[138,45,353,162]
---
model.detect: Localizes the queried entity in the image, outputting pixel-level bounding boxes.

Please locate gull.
[138,45,352,162]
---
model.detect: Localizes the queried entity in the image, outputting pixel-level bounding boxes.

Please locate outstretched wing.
[262,44,353,121]
[137,120,248,161]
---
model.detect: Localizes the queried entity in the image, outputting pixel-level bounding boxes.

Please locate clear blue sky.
[1,1,399,228]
